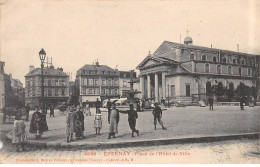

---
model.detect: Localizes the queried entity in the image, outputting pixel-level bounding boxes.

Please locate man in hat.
[95,98,102,114]
[127,104,139,137]
[152,102,167,130]
[107,98,112,123]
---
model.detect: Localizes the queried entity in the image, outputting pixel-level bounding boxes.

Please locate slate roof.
[77,64,118,76]
[154,41,259,57]
[166,65,191,76]
[25,67,68,77]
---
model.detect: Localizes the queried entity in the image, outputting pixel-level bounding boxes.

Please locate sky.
[0,0,259,85]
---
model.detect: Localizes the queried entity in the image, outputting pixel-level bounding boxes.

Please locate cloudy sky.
[0,0,259,84]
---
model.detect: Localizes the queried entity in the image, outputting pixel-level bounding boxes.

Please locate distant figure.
[152,103,167,130]
[12,113,27,152]
[145,98,150,109]
[95,98,102,114]
[141,100,145,110]
[25,104,30,121]
[66,106,76,142]
[240,96,244,110]
[208,95,214,111]
[85,101,91,116]
[94,113,103,135]
[160,97,165,110]
[136,100,141,112]
[108,102,120,139]
[50,105,54,117]
[127,104,139,137]
[75,106,85,139]
[107,98,112,123]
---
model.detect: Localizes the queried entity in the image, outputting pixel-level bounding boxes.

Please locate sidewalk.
[3,106,260,149]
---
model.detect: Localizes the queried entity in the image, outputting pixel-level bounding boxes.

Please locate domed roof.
[184,36,193,42]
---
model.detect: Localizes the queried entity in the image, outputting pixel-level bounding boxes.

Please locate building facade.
[76,61,120,103]
[137,36,259,103]
[119,71,137,97]
[24,65,69,108]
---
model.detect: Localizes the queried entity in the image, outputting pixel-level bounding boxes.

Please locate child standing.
[12,112,27,152]
[94,113,102,135]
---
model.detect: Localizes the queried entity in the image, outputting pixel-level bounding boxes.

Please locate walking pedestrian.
[208,95,214,111]
[152,102,167,130]
[75,106,85,139]
[95,98,102,114]
[127,104,139,137]
[136,100,141,112]
[12,112,27,152]
[66,106,76,142]
[107,98,112,123]
[240,96,244,110]
[50,105,54,117]
[94,113,102,135]
[141,99,145,110]
[25,104,30,121]
[108,102,120,139]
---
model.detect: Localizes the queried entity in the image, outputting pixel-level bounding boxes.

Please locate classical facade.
[137,36,259,103]
[24,65,69,108]
[76,61,120,103]
[119,71,137,97]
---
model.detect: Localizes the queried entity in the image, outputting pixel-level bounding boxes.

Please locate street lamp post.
[167,84,170,108]
[39,49,46,112]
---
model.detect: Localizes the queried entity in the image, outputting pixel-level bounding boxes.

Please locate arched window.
[206,82,212,96]
[190,53,195,60]
[248,68,251,76]
[205,64,210,73]
[213,56,217,62]
[217,65,221,75]
[222,57,227,63]
[238,67,242,76]
[202,54,206,61]
[228,66,232,75]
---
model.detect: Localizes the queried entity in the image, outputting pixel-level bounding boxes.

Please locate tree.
[226,82,235,101]
[214,82,225,101]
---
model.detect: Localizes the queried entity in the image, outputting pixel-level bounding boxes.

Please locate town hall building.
[136,36,259,104]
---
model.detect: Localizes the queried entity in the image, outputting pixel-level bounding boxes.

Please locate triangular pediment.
[143,59,160,67]
[136,56,162,69]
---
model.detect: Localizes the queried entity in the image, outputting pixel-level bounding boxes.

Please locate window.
[48,89,52,96]
[228,66,232,75]
[114,80,118,85]
[88,79,93,86]
[205,64,210,73]
[115,89,118,95]
[102,80,106,85]
[108,80,112,85]
[241,59,245,65]
[217,65,221,75]
[222,57,227,63]
[102,89,106,94]
[83,79,87,86]
[248,68,251,76]
[213,56,217,62]
[108,71,111,75]
[123,81,127,87]
[95,79,99,85]
[55,89,58,96]
[32,80,35,86]
[48,80,52,86]
[202,55,206,61]
[32,88,35,96]
[89,70,92,74]
[171,85,175,97]
[185,84,190,97]
[95,88,100,94]
[27,91,30,97]
[89,89,93,94]
[190,53,195,60]
[108,89,111,95]
[123,74,127,78]
[62,89,65,96]
[55,80,59,86]
[239,67,242,76]
[102,71,105,75]
[61,80,65,86]
[233,59,236,64]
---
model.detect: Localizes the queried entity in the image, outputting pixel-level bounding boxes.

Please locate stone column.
[162,72,166,100]
[147,74,151,99]
[155,73,159,102]
[139,76,145,99]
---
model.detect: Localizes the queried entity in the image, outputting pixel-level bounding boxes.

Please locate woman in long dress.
[12,113,26,152]
[29,108,45,139]
[66,106,76,142]
[108,102,120,139]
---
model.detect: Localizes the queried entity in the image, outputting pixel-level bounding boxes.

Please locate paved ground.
[1,106,259,144]
[0,106,259,163]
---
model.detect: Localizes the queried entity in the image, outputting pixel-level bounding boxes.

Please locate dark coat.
[29,111,48,133]
[153,106,162,118]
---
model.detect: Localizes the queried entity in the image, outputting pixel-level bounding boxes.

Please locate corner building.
[137,36,259,103]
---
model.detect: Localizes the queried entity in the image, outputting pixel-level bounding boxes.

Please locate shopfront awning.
[82,96,101,102]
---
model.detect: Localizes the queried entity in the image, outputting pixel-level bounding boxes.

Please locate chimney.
[29,65,35,72]
[58,67,63,71]
[0,61,5,74]
[96,59,99,67]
